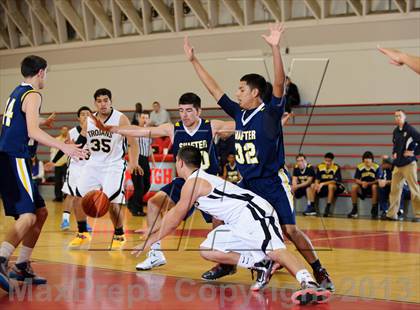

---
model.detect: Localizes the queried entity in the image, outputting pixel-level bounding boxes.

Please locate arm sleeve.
[316,168,321,180]
[51,150,64,164]
[392,130,397,154]
[407,125,420,150]
[375,167,382,179]
[354,168,361,180]
[268,95,286,116]
[308,166,316,177]
[217,94,241,119]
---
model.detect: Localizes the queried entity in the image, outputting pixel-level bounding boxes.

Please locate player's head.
[227,153,236,164]
[138,111,150,127]
[394,109,406,126]
[362,151,374,166]
[381,155,393,169]
[324,152,334,167]
[60,126,69,137]
[296,153,307,169]
[77,106,92,125]
[176,146,201,177]
[21,55,48,89]
[236,74,267,109]
[94,88,112,116]
[152,101,161,112]
[178,92,201,127]
[135,102,143,113]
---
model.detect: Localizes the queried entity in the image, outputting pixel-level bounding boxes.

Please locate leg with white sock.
[9,207,48,285]
[136,241,166,271]
[0,213,37,292]
[60,195,73,231]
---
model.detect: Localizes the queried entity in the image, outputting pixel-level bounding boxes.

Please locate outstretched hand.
[377,46,404,66]
[42,112,56,128]
[262,23,285,47]
[184,36,195,61]
[90,114,115,132]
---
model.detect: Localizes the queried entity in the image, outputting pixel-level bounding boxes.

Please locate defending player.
[184,23,334,290]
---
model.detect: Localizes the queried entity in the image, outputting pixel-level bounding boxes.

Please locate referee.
[386,110,420,221]
[128,111,155,216]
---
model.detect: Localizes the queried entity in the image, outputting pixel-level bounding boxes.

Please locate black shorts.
[294,186,309,199]
[318,183,345,198]
[358,186,373,200]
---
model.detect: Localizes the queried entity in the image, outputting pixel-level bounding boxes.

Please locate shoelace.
[77,233,87,239]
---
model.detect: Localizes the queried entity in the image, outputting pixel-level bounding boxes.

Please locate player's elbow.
[27,126,39,140]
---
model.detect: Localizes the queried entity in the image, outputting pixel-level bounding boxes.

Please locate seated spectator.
[291,154,316,216]
[31,155,44,189]
[216,131,235,176]
[150,101,171,126]
[223,153,241,184]
[379,156,411,220]
[131,102,143,125]
[310,152,345,217]
[284,76,301,113]
[348,151,380,219]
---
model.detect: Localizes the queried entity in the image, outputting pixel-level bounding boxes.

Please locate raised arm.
[378,47,420,74]
[184,37,224,101]
[119,114,143,175]
[262,23,286,97]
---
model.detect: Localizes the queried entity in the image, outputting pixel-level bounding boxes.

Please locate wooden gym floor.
[0,201,418,309]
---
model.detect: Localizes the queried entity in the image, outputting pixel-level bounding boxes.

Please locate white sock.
[16,246,33,264]
[237,254,256,268]
[0,241,16,260]
[150,241,161,251]
[62,212,70,221]
[296,269,315,284]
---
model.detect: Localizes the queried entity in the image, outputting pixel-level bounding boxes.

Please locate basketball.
[81,190,110,218]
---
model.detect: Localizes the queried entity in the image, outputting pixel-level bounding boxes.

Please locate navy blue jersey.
[218,94,285,180]
[293,164,316,184]
[225,163,240,183]
[379,168,392,181]
[172,118,218,175]
[0,83,40,158]
[316,163,342,183]
[354,162,381,182]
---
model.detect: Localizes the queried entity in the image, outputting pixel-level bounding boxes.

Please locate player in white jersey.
[97,92,235,276]
[57,106,92,231]
[69,88,140,250]
[131,146,331,305]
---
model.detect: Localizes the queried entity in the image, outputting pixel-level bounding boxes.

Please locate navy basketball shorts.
[239,171,296,225]
[0,153,46,219]
[160,177,212,223]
